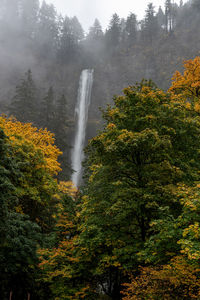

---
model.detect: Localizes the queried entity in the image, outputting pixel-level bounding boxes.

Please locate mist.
[0,0,199,178]
[1,0,200,298]
[45,0,184,31]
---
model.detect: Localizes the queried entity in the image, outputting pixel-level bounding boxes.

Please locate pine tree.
[106,13,121,50]
[165,0,177,32]
[54,94,70,178]
[9,70,38,124]
[157,6,165,28]
[20,0,39,39]
[36,0,58,59]
[58,16,84,63]
[41,86,56,130]
[88,19,103,40]
[141,3,159,44]
[125,13,137,47]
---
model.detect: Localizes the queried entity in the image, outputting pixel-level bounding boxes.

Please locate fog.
[0,0,199,177]
[45,0,184,30]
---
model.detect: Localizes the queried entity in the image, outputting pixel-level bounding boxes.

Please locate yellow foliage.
[169,57,200,102]
[107,123,116,130]
[122,256,200,299]
[58,181,77,199]
[0,115,62,175]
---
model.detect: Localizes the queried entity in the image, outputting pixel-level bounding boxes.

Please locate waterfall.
[71,69,94,187]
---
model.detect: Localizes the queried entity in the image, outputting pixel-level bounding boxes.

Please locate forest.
[1,0,200,299]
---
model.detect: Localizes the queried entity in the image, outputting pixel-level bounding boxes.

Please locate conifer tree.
[88,19,103,40]
[58,16,84,63]
[20,0,39,39]
[36,0,58,59]
[106,13,121,50]
[54,94,70,178]
[41,86,56,130]
[9,70,38,124]
[141,3,159,44]
[125,13,137,47]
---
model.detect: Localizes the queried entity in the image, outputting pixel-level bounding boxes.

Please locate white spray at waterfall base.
[71,69,94,187]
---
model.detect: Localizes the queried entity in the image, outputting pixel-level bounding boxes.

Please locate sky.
[45,0,183,32]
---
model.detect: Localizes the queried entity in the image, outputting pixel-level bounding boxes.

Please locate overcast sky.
[45,0,183,32]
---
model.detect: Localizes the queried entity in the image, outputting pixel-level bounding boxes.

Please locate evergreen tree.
[141,3,159,44]
[41,86,56,130]
[54,94,70,178]
[192,0,200,11]
[70,16,84,42]
[157,6,165,28]
[9,70,38,124]
[125,13,137,47]
[85,18,104,59]
[88,18,103,40]
[20,0,39,39]
[105,13,121,50]
[36,0,58,59]
[165,0,177,32]
[58,16,84,63]
[3,0,20,23]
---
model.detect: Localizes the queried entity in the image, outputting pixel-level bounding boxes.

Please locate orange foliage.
[169,57,200,101]
[58,181,78,199]
[0,115,62,175]
[122,256,200,299]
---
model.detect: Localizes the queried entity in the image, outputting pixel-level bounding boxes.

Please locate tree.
[165,0,177,32]
[9,70,38,124]
[78,81,200,299]
[54,94,70,179]
[85,19,104,59]
[121,58,200,300]
[40,86,56,131]
[169,56,200,101]
[0,213,41,300]
[0,128,18,249]
[0,116,62,231]
[105,13,121,50]
[122,256,200,299]
[36,0,58,59]
[157,6,165,28]
[20,0,39,39]
[0,127,41,300]
[58,16,84,63]
[87,19,103,40]
[125,13,137,47]
[0,116,66,298]
[2,0,20,23]
[38,182,92,299]
[70,16,84,42]
[192,0,200,11]
[141,3,159,44]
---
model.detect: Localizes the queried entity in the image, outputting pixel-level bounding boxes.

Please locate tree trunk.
[9,291,12,300]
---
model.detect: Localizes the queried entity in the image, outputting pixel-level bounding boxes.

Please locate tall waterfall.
[71,69,94,187]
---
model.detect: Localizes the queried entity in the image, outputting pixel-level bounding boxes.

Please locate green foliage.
[38,183,96,299]
[75,79,200,298]
[0,127,42,299]
[0,128,18,244]
[9,70,38,124]
[0,117,63,299]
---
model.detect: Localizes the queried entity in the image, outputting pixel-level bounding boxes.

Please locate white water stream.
[71,69,94,187]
